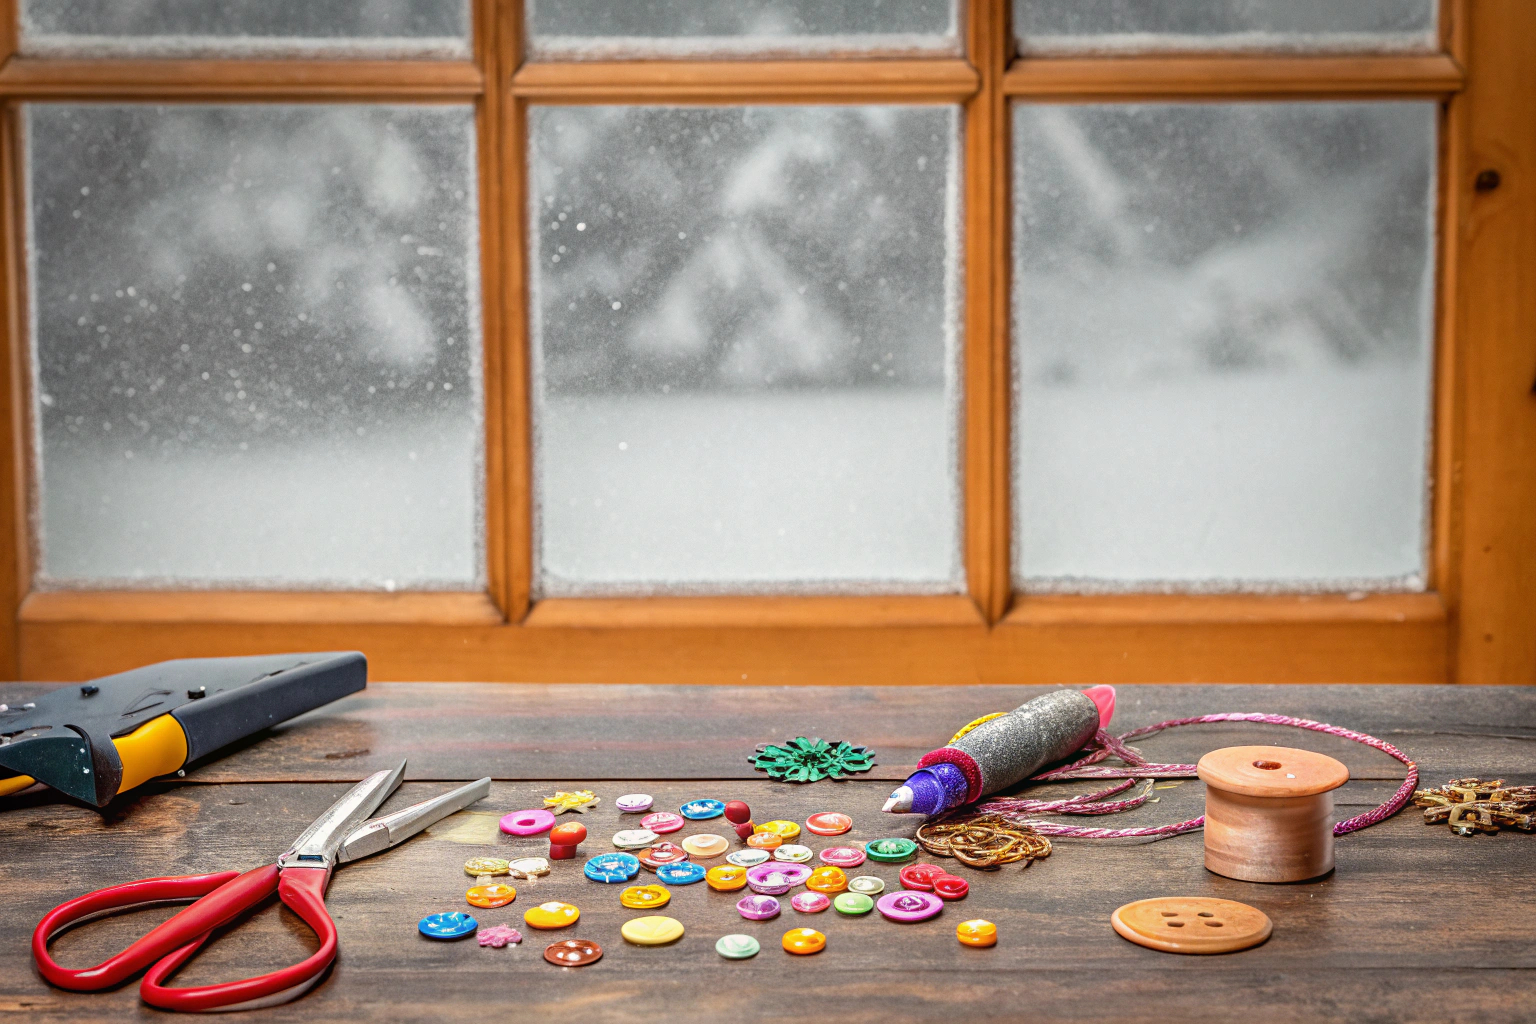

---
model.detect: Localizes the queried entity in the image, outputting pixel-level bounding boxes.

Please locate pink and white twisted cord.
[974,713,1419,840]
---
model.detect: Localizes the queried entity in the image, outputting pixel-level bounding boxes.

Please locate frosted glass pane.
[526,0,958,59]
[531,106,961,595]
[1011,102,1435,592]
[20,1,470,59]
[1014,0,1437,54]
[28,105,483,589]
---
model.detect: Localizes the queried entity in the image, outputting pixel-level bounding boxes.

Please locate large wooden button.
[544,938,603,966]
[1197,746,1348,798]
[1111,897,1272,954]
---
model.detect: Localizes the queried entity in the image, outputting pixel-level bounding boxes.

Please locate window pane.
[531,106,961,595]
[1014,0,1437,54]
[20,0,470,59]
[1011,102,1435,592]
[526,0,958,60]
[28,105,483,589]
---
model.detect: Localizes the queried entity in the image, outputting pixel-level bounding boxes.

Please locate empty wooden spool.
[1197,745,1349,883]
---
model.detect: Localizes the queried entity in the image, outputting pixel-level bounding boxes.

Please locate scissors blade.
[277,761,405,870]
[336,777,490,865]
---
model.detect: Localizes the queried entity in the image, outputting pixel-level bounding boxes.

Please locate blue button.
[418,911,478,940]
[679,799,725,820]
[584,852,641,883]
[655,861,707,885]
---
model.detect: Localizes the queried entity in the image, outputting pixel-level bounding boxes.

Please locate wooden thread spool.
[1197,745,1349,884]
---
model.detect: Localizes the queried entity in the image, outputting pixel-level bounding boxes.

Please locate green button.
[834,892,875,916]
[716,933,761,959]
[864,838,918,862]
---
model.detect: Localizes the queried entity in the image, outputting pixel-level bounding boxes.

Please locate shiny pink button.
[746,862,811,895]
[791,892,831,913]
[500,809,556,836]
[819,846,867,868]
[642,812,685,834]
[736,894,781,921]
[877,890,945,923]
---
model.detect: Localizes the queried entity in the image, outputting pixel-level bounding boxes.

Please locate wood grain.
[2,768,1530,1023]
[0,58,485,100]
[1002,53,1465,100]
[510,59,980,103]
[0,682,1526,786]
[1452,0,1536,686]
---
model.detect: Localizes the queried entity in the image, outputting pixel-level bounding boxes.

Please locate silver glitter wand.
[883,687,1116,815]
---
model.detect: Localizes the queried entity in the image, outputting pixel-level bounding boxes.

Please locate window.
[0,1,1531,686]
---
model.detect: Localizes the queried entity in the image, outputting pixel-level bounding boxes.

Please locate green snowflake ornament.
[750,737,875,783]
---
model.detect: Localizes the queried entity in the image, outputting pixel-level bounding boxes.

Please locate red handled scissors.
[33,762,489,1012]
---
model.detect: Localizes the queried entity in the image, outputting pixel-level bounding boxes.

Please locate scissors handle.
[32,865,271,991]
[139,867,339,1013]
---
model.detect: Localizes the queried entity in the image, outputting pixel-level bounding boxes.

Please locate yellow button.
[681,833,729,858]
[706,865,748,891]
[620,884,672,910]
[755,820,802,840]
[463,857,510,877]
[523,901,580,929]
[957,919,997,948]
[621,915,685,946]
[782,928,826,955]
[805,866,847,893]
[466,883,517,908]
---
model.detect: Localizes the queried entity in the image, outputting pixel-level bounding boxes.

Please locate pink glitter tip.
[1082,685,1116,728]
[478,925,522,948]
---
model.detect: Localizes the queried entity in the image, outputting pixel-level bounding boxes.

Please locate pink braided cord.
[974,713,1418,840]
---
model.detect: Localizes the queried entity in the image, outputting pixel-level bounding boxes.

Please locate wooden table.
[2,683,1532,1023]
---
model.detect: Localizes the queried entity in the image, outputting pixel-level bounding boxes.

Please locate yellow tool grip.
[0,712,188,800]
[112,713,189,793]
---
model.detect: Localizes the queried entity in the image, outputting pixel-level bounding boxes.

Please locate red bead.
[550,822,587,845]
[734,822,756,841]
[724,801,751,825]
[548,842,577,860]
[932,874,969,900]
[899,863,947,892]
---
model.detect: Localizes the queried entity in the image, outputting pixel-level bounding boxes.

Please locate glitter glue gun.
[883,686,1117,815]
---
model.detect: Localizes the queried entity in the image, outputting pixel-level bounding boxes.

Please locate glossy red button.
[899,863,947,892]
[932,874,969,900]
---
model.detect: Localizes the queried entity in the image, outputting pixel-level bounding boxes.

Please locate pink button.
[736,894,782,921]
[746,862,811,895]
[819,846,867,868]
[877,890,945,923]
[791,892,831,913]
[641,812,685,834]
[500,809,556,836]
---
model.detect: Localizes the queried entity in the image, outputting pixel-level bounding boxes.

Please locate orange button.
[746,832,782,851]
[805,812,852,837]
[706,865,749,891]
[805,866,848,894]
[466,883,517,909]
[782,928,826,955]
[956,919,997,947]
[523,901,580,929]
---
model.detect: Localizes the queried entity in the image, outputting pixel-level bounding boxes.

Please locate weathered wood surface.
[2,682,1530,783]
[1,685,1532,1023]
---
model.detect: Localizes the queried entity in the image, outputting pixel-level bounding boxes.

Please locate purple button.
[790,892,831,914]
[499,809,556,836]
[615,794,654,813]
[876,890,944,923]
[736,894,782,921]
[819,846,867,868]
[746,863,810,895]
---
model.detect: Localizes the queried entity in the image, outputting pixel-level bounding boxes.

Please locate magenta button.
[736,894,782,921]
[819,846,867,868]
[876,890,944,923]
[499,809,556,836]
[791,892,831,914]
[746,863,810,895]
[641,812,685,834]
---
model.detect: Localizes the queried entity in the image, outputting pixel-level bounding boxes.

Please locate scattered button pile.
[433,790,1004,967]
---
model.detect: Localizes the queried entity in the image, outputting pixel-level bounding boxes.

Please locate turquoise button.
[419,911,478,939]
[655,861,707,885]
[680,799,725,820]
[584,853,640,883]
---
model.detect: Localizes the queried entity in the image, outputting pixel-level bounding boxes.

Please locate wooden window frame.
[0,0,1529,686]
